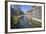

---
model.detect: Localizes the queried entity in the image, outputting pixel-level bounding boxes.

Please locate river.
[16,15,32,29]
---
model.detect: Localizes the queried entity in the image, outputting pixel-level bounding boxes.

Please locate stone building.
[32,6,42,19]
[32,6,42,22]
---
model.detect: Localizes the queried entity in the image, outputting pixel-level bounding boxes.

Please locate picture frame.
[5,1,45,33]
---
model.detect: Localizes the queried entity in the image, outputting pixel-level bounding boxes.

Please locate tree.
[11,5,25,16]
[14,5,25,16]
[15,10,25,16]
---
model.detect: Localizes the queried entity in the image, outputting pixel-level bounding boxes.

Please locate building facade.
[32,6,42,20]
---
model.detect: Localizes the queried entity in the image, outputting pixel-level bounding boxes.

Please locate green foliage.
[11,16,19,25]
[15,10,25,16]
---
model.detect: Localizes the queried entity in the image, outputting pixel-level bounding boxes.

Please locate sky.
[11,5,32,13]
[20,5,32,13]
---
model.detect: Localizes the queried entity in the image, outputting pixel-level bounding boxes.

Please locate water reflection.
[16,15,32,29]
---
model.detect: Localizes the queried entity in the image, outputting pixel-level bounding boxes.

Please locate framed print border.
[5,1,45,33]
